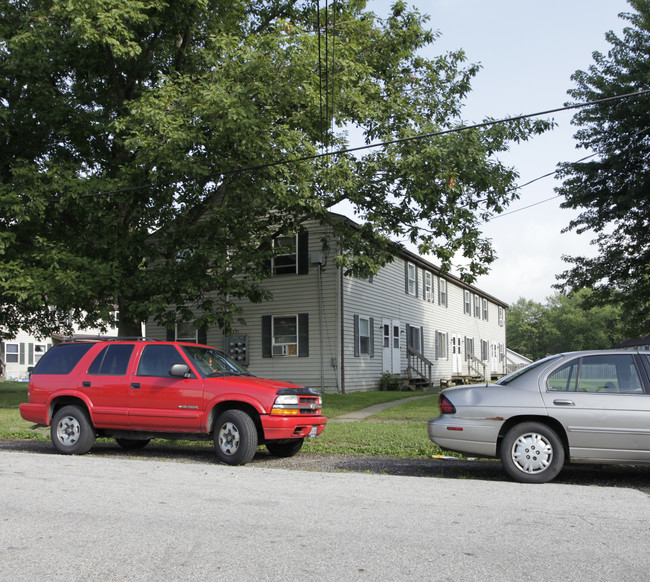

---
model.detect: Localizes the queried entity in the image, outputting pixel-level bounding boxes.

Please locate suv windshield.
[182,345,252,377]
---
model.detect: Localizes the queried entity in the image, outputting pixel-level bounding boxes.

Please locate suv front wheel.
[51,405,95,455]
[214,409,258,465]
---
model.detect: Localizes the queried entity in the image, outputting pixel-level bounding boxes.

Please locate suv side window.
[31,343,95,375]
[88,344,135,376]
[136,345,186,377]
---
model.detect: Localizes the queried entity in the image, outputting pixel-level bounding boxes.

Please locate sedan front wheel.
[500,422,564,484]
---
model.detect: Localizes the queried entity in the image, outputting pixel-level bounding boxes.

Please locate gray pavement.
[1,450,649,582]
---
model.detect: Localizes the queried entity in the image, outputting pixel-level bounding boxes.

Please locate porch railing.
[467,353,488,383]
[407,346,433,386]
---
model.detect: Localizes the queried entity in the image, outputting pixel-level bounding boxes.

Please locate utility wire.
[91,89,650,197]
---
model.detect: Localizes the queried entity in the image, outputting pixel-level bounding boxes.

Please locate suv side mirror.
[169,364,191,378]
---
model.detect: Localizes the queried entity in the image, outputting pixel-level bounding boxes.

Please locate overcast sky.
[364,0,631,305]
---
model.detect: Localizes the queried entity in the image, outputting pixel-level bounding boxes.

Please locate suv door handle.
[553,399,575,406]
[82,381,91,388]
[131,383,141,390]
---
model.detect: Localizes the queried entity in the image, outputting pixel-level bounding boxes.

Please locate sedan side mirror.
[169,363,191,378]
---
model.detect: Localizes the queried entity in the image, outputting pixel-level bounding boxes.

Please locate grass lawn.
[0,382,448,458]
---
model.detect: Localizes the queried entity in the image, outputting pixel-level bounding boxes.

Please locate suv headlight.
[271,389,322,416]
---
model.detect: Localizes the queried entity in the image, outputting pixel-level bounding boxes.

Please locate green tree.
[505,297,549,361]
[556,0,650,336]
[1,0,551,338]
[507,290,623,360]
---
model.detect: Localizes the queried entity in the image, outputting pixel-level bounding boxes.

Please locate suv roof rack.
[60,336,161,343]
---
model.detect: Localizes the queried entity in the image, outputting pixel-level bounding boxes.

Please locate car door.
[128,344,204,431]
[541,353,650,462]
[81,343,135,429]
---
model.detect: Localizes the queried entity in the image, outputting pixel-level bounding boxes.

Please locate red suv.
[20,338,327,465]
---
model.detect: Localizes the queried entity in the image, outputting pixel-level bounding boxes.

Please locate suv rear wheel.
[51,405,95,455]
[214,409,258,465]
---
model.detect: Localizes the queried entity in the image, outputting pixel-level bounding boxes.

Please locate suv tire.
[214,409,258,465]
[51,405,95,455]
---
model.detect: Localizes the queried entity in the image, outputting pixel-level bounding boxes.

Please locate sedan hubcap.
[56,416,81,446]
[218,422,240,455]
[510,432,553,474]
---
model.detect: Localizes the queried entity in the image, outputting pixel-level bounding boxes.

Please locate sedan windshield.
[496,354,562,386]
[181,346,252,377]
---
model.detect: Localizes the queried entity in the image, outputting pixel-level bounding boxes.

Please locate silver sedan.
[428,350,650,483]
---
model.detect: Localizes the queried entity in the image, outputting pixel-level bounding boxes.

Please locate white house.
[147,215,509,392]
[1,320,119,381]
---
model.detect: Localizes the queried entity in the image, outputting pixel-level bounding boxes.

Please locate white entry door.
[382,319,401,374]
[490,343,499,374]
[451,333,463,375]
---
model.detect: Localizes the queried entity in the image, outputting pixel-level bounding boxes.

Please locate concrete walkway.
[330,395,433,422]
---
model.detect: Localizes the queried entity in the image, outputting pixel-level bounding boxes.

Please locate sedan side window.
[548,355,643,394]
[137,345,186,377]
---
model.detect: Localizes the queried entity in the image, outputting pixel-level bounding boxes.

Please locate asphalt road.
[1,446,649,582]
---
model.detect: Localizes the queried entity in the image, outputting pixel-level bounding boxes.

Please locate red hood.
[207,375,304,391]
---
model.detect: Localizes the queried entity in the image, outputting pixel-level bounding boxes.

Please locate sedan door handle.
[131,383,141,390]
[553,399,575,406]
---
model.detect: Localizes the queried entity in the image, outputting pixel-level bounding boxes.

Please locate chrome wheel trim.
[217,421,240,455]
[56,415,81,447]
[510,432,553,474]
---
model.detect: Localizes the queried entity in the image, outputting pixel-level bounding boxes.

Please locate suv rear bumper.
[261,415,327,440]
[19,403,49,426]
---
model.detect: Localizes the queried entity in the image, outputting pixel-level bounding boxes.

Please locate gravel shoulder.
[2,438,649,494]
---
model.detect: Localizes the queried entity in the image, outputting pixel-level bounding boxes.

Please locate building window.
[406,262,417,296]
[176,322,197,343]
[423,272,432,302]
[5,343,18,364]
[354,315,375,357]
[262,314,309,358]
[438,278,448,307]
[465,337,475,360]
[34,344,47,365]
[272,235,298,275]
[498,306,505,327]
[481,340,489,361]
[272,315,298,356]
[464,291,471,315]
[359,318,370,354]
[482,298,489,321]
[474,294,481,318]
[407,324,423,354]
[436,331,448,360]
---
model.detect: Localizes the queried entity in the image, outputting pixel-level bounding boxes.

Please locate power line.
[486,152,598,221]
[92,89,650,197]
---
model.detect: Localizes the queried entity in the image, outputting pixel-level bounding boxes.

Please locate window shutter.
[404,261,409,294]
[415,268,419,298]
[197,325,207,345]
[166,328,175,342]
[19,343,25,365]
[297,232,309,275]
[353,314,360,357]
[262,315,272,358]
[298,313,309,357]
[369,317,375,358]
[0,342,4,363]
[420,326,424,354]
[28,343,34,366]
